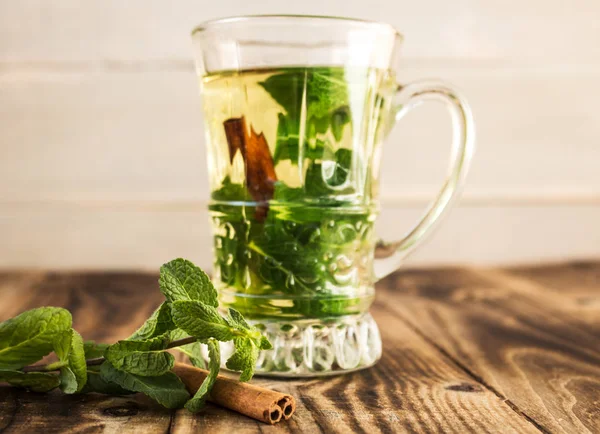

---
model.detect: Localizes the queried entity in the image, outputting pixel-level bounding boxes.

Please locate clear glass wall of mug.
[191,15,474,376]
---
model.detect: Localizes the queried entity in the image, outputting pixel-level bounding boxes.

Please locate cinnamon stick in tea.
[223,116,246,165]
[173,362,295,425]
[223,116,277,221]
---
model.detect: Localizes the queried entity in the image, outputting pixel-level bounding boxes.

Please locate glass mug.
[191,15,474,376]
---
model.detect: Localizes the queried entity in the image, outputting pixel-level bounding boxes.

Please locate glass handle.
[374,80,475,280]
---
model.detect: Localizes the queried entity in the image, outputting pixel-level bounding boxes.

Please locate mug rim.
[191,14,402,40]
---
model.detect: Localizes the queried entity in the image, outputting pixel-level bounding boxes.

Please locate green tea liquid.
[201,67,395,320]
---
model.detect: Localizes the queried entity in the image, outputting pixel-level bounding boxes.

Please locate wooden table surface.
[0,261,598,433]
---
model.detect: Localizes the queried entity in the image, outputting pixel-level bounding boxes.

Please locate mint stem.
[42,360,68,371]
[21,336,198,373]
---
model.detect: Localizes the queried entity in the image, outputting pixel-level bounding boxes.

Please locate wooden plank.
[0,271,538,433]
[1,0,599,62]
[0,272,47,319]
[0,390,173,434]
[0,272,167,342]
[2,202,599,270]
[27,272,167,342]
[507,261,600,299]
[483,262,600,330]
[1,70,600,203]
[380,266,600,433]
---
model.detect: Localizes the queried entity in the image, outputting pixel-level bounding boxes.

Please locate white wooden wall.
[1,0,599,270]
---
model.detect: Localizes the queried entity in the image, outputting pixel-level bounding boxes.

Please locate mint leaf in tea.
[201,66,395,320]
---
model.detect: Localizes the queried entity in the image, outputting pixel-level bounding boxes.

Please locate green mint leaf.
[226,308,251,331]
[314,114,331,134]
[272,182,305,203]
[225,308,272,351]
[0,370,61,392]
[258,71,304,118]
[83,341,109,359]
[105,334,174,376]
[331,106,351,141]
[82,371,134,395]
[54,329,87,394]
[260,68,351,165]
[227,307,273,350]
[304,149,354,197]
[159,259,218,307]
[211,176,253,202]
[169,329,205,369]
[306,138,334,160]
[336,147,352,167]
[333,148,353,186]
[0,307,72,370]
[68,331,87,393]
[59,366,78,394]
[53,330,72,361]
[100,362,189,409]
[209,177,259,225]
[53,328,77,393]
[259,336,273,350]
[305,69,350,120]
[179,342,206,369]
[81,363,135,396]
[259,68,349,120]
[272,115,334,164]
[129,302,175,340]
[225,337,259,382]
[242,220,323,296]
[273,113,300,163]
[184,338,220,412]
[171,300,235,342]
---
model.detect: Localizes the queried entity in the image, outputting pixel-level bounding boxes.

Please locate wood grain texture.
[0,267,573,433]
[380,263,600,433]
[0,390,173,434]
[505,261,600,329]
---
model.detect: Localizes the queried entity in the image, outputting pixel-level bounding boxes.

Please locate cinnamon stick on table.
[173,362,295,425]
[223,116,277,222]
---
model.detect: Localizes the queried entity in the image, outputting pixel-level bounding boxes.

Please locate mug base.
[204,312,382,377]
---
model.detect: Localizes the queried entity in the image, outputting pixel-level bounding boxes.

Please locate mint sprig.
[0,258,272,413]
